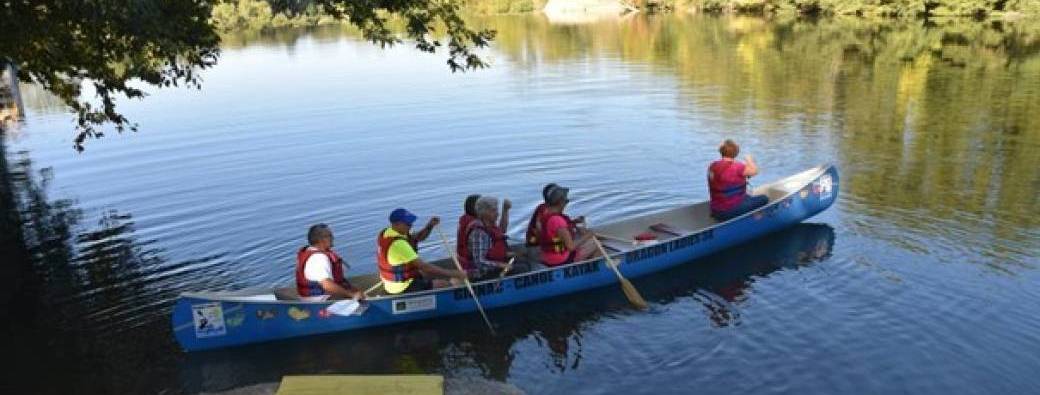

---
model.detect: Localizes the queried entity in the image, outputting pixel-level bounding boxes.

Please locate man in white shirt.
[295,224,364,301]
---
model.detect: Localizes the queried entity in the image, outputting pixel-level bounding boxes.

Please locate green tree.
[0,0,495,151]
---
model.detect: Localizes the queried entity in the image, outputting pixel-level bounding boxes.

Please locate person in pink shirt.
[707,139,768,221]
[538,185,600,267]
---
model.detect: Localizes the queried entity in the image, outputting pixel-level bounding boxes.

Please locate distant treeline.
[209,0,548,32]
[661,0,1040,17]
[210,0,337,32]
[210,0,1040,33]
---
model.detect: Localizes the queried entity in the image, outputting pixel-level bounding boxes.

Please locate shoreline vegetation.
[210,0,1040,34]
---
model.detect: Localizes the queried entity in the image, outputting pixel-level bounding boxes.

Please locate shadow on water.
[0,138,224,393]
[178,223,835,393]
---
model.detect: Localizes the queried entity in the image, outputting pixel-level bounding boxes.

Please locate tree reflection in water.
[0,139,222,393]
[178,223,835,393]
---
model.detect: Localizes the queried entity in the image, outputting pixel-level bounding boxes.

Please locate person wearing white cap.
[463,195,514,279]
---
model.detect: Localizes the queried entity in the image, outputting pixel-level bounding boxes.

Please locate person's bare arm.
[319,279,365,300]
[743,154,759,177]
[412,216,441,242]
[557,226,576,251]
[415,258,467,280]
[499,199,511,232]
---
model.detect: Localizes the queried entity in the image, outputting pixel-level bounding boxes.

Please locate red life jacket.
[456,214,477,270]
[462,220,508,267]
[539,212,574,254]
[295,246,346,297]
[708,159,747,213]
[376,228,420,283]
[525,203,548,247]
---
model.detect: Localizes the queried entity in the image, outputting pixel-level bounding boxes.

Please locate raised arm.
[743,154,759,178]
[411,216,441,242]
[499,199,511,232]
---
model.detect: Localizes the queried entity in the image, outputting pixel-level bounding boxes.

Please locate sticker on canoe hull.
[287,306,311,321]
[192,302,226,338]
[392,295,437,315]
[818,175,833,200]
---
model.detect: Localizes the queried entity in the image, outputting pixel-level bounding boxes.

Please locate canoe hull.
[172,165,839,351]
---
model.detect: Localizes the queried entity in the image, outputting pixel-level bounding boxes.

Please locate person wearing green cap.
[377,208,467,294]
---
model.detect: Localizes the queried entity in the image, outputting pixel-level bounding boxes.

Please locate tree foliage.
[1,0,219,150]
[0,0,495,150]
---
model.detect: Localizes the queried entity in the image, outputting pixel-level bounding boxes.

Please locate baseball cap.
[546,185,569,205]
[389,208,417,225]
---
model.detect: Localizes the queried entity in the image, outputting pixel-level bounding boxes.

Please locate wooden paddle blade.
[619,277,649,310]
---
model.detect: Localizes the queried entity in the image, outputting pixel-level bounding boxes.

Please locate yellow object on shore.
[276,375,442,395]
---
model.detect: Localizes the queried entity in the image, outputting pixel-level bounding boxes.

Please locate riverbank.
[210,0,1039,34]
[657,0,1039,18]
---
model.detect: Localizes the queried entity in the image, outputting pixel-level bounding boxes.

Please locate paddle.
[494,257,517,287]
[595,231,660,246]
[649,223,684,237]
[591,235,649,310]
[435,227,496,335]
[363,282,383,297]
[595,232,637,245]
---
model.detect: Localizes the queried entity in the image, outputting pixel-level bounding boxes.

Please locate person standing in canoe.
[461,195,515,279]
[708,139,768,221]
[539,185,599,267]
[296,224,365,301]
[455,194,481,273]
[378,208,468,294]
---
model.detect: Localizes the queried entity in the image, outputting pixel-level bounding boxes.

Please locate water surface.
[2,13,1038,394]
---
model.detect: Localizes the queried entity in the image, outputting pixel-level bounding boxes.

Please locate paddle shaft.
[495,257,516,286]
[591,236,648,309]
[435,227,496,335]
[363,282,382,297]
[592,237,628,280]
[649,224,684,237]
[594,232,637,245]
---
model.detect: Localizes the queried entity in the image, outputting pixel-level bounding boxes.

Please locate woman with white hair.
[461,195,513,279]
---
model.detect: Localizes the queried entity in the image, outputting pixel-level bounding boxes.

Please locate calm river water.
[2,13,1038,395]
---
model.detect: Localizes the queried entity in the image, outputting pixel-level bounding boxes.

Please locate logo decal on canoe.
[625,229,714,264]
[454,282,504,300]
[287,306,311,321]
[392,295,437,315]
[191,302,226,338]
[818,175,833,200]
[256,309,277,320]
[226,312,245,327]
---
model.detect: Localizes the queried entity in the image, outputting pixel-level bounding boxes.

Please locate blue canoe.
[172,164,839,351]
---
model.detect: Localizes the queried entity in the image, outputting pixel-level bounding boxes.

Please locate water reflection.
[5,11,1039,394]
[482,13,1039,271]
[0,141,225,393]
[178,223,834,393]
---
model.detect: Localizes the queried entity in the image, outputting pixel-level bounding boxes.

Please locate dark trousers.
[712,194,769,221]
